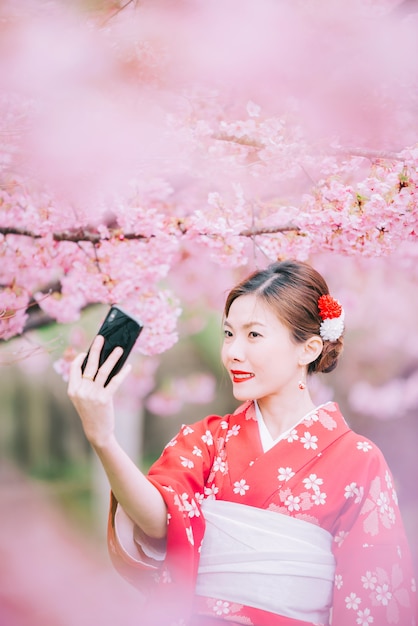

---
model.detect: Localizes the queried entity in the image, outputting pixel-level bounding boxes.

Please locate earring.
[298,380,306,390]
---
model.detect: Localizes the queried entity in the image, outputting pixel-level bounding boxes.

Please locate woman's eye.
[249,331,261,338]
[223,329,233,338]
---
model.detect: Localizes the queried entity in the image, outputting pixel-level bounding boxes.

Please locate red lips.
[230,370,255,383]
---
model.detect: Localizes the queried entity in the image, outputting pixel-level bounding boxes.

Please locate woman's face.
[221,293,307,403]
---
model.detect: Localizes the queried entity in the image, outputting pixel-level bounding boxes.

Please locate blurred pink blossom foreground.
[0,464,144,626]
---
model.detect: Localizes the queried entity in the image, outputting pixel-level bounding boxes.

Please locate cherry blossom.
[345,592,361,610]
[284,494,301,512]
[278,467,295,482]
[312,491,327,506]
[233,479,249,496]
[300,432,318,450]
[302,474,324,493]
[213,600,231,616]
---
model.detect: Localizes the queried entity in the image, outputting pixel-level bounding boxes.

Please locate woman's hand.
[68,335,168,539]
[67,335,131,449]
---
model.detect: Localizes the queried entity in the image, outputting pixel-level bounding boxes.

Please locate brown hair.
[224,260,344,374]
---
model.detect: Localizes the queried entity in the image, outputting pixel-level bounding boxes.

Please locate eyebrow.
[223,320,267,329]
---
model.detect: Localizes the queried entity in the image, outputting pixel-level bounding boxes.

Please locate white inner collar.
[254,400,327,452]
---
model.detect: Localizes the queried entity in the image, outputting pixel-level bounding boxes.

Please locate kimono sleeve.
[331,445,417,626]
[107,414,224,613]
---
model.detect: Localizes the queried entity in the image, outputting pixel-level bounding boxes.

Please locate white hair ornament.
[318,294,345,342]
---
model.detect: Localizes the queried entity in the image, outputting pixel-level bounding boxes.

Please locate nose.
[222,336,245,363]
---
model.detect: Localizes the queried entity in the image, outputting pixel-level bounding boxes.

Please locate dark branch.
[214,133,406,162]
[214,133,265,149]
[20,302,101,333]
[332,146,405,161]
[20,309,62,333]
[0,222,300,243]
[100,0,137,25]
[0,227,147,243]
[240,224,300,236]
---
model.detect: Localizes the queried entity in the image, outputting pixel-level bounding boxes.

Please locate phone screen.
[81,306,143,386]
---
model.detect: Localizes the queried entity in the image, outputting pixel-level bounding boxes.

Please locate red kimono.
[108,401,417,626]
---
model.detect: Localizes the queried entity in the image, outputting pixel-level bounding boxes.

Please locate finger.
[94,345,124,386]
[67,352,87,395]
[105,362,132,394]
[82,335,104,380]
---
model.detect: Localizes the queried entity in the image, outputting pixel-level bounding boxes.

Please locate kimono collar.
[254,400,334,453]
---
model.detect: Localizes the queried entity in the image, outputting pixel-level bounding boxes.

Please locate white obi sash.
[196,499,336,625]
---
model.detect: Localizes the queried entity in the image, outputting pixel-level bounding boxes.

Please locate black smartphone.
[81,305,143,386]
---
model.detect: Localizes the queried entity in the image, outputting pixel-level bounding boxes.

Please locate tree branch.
[0,222,300,243]
[239,224,300,236]
[20,302,100,333]
[214,133,406,162]
[331,145,405,161]
[214,133,264,149]
[100,0,137,25]
[0,227,146,243]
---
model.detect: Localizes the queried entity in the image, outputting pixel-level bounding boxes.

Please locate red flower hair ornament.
[318,294,345,342]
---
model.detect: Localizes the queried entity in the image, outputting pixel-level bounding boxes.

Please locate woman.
[68,260,417,626]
